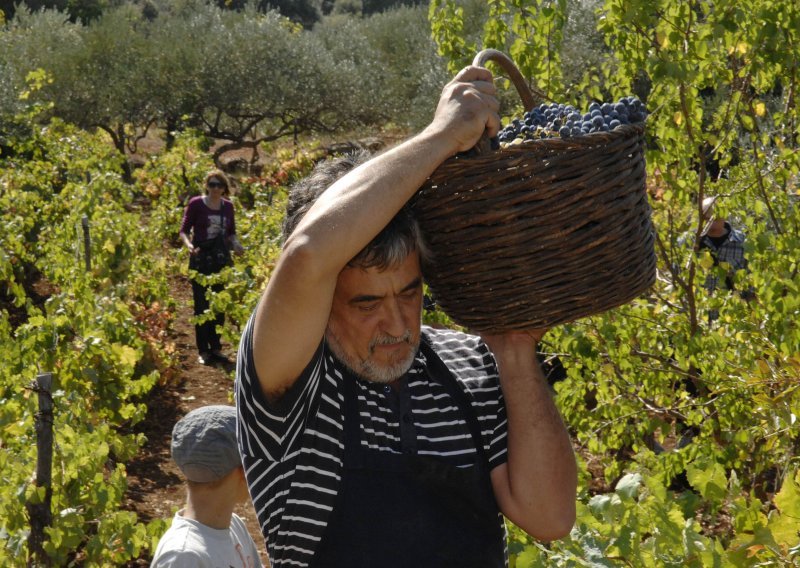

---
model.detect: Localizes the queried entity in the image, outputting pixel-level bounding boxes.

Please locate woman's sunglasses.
[207,180,226,189]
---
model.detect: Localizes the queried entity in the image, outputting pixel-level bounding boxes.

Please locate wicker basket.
[412,49,656,332]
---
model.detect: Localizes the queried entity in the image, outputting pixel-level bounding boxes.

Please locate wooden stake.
[26,373,53,567]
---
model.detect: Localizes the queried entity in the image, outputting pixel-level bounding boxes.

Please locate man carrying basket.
[235,65,577,567]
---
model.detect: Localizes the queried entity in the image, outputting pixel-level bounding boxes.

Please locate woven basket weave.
[412,50,656,332]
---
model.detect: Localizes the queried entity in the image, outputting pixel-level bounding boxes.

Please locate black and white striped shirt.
[235,318,509,568]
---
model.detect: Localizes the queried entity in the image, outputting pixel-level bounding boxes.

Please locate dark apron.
[311,339,506,568]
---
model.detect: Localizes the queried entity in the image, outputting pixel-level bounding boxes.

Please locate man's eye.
[358,302,379,312]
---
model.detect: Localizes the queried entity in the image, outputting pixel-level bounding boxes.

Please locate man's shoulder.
[236,310,330,415]
[422,325,482,349]
[728,227,746,243]
[421,326,495,374]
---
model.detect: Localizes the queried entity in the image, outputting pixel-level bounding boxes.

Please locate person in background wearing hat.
[235,66,576,568]
[151,405,263,568]
[698,196,750,294]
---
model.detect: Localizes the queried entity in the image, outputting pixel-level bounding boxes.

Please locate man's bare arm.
[251,66,501,402]
[485,331,578,541]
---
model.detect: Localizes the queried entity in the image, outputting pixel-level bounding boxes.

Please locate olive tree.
[0,5,156,178]
[314,5,449,129]
[0,8,82,125]
[133,0,400,164]
[157,4,368,163]
[1,1,404,168]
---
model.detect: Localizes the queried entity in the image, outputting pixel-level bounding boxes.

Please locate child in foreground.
[150,405,263,568]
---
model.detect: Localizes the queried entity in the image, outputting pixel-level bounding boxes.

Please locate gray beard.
[325,327,419,384]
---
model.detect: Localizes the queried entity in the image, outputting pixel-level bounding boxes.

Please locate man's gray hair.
[282,149,430,270]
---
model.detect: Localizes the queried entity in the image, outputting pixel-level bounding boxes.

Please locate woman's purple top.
[180,196,236,244]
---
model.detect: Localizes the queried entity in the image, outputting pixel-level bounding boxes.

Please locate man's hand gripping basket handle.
[470,49,545,155]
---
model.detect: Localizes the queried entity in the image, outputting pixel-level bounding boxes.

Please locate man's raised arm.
[250,66,501,402]
[484,331,578,542]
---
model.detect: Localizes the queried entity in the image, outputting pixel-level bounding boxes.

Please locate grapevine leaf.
[768,469,800,546]
[615,473,642,501]
[685,458,727,503]
[111,343,139,369]
[774,469,800,518]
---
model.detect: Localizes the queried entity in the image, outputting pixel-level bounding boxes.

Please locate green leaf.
[685,458,727,503]
[588,493,614,516]
[769,469,800,546]
[111,343,139,369]
[615,473,642,501]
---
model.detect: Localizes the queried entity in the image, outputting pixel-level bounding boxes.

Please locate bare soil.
[122,273,270,567]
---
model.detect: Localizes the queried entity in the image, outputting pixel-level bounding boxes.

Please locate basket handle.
[472,49,544,112]
[466,50,545,155]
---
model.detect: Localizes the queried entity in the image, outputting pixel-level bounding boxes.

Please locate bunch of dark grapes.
[496,96,648,145]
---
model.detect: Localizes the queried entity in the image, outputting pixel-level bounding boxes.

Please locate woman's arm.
[179,199,197,254]
[230,234,245,255]
[226,202,245,254]
[179,231,196,255]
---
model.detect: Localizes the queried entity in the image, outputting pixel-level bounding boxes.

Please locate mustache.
[370,330,412,350]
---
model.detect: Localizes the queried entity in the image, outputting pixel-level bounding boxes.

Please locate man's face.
[709,218,726,233]
[326,253,423,384]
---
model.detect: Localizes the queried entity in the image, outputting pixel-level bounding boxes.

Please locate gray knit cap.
[171,405,241,483]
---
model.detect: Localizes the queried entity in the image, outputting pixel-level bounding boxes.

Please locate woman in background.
[179,170,244,365]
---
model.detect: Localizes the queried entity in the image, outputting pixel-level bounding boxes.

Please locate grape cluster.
[497,96,648,145]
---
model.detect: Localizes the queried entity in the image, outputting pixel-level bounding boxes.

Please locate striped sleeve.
[424,328,509,470]
[235,313,324,461]
[234,314,345,567]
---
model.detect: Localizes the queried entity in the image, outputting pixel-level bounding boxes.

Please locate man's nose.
[380,299,407,337]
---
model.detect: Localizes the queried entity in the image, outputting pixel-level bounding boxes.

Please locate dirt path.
[123,273,269,567]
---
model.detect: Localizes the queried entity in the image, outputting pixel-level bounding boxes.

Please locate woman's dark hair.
[282,150,429,270]
[204,169,232,196]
